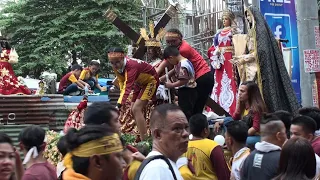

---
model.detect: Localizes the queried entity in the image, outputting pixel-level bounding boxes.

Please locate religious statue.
[36,80,46,95]
[232,6,300,114]
[140,22,166,68]
[63,95,88,133]
[0,38,31,95]
[207,9,241,115]
[231,7,259,84]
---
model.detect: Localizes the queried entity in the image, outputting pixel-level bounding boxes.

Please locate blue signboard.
[260,0,301,103]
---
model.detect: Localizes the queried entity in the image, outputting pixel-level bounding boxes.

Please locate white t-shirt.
[139,151,184,180]
[56,160,65,177]
[315,154,320,177]
[231,147,250,180]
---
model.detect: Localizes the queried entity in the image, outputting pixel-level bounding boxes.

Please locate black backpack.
[134,155,178,180]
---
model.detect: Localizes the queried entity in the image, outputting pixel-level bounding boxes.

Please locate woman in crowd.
[273,137,316,180]
[63,125,124,180]
[215,81,267,146]
[0,132,23,180]
[233,81,267,145]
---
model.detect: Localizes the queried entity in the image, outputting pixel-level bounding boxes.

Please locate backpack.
[134,155,178,180]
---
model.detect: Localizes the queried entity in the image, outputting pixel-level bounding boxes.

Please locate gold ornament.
[140,21,166,47]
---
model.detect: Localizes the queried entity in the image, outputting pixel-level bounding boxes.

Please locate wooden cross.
[104,5,177,59]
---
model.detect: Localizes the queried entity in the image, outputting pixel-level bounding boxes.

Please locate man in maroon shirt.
[108,47,159,140]
[290,115,320,156]
[58,64,86,95]
[159,29,214,115]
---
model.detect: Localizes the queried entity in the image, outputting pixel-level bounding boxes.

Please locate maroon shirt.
[233,110,261,132]
[312,136,320,156]
[210,146,231,180]
[22,161,56,180]
[58,72,78,93]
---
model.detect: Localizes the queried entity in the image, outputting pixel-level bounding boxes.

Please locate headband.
[108,52,125,59]
[165,32,180,38]
[64,133,123,169]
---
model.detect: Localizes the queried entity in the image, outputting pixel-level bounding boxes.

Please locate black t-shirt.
[241,149,281,180]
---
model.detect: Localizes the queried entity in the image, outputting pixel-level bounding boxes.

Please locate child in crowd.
[162,46,197,120]
[79,60,105,92]
[58,64,85,95]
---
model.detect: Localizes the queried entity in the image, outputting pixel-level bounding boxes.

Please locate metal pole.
[142,6,147,29]
[296,0,318,106]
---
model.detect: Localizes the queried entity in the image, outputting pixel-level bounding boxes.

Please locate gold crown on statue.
[222,9,235,21]
[140,22,166,47]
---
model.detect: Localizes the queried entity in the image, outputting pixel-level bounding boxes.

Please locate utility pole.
[296,0,318,106]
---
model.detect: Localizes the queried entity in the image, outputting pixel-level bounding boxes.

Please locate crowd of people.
[1,104,320,180]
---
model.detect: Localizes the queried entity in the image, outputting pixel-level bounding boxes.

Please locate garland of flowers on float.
[43,130,63,166]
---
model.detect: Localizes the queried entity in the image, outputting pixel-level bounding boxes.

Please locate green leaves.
[0,0,142,79]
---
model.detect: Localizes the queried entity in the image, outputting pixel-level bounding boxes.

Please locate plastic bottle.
[84,86,89,96]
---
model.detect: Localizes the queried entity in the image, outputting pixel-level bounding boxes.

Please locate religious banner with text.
[303,49,320,73]
[315,26,320,49]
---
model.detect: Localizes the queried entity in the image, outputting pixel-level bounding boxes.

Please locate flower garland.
[121,134,152,152]
[43,130,63,166]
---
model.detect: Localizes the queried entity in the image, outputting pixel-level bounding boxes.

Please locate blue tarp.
[64,95,110,103]
[97,78,113,87]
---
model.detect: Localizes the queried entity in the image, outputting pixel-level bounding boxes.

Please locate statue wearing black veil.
[232,6,300,114]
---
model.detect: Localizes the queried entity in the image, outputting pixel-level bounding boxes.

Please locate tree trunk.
[71,50,77,65]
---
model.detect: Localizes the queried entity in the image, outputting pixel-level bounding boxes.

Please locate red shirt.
[233,110,261,132]
[58,72,78,93]
[312,136,320,156]
[22,161,56,180]
[179,40,210,79]
[114,57,158,105]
